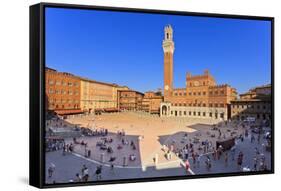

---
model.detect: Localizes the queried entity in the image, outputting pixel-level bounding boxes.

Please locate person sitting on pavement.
[129,154,136,161]
[109,156,116,162]
[117,144,123,150]
[107,146,113,153]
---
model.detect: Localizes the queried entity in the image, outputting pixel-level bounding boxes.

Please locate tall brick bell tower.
[162,25,175,100]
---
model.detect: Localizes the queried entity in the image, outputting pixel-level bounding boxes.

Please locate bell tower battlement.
[162,25,175,53]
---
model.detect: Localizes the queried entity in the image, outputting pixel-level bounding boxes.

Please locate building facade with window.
[142,91,163,114]
[117,90,144,111]
[45,68,82,114]
[80,78,121,113]
[230,84,272,121]
[160,25,237,121]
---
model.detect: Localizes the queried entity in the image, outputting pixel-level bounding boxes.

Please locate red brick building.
[45,68,82,115]
[117,90,144,111]
[231,84,271,121]
[142,91,163,114]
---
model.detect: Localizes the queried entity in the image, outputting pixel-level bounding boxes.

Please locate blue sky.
[45,7,271,94]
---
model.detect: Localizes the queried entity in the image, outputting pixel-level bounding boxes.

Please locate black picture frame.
[30,2,274,188]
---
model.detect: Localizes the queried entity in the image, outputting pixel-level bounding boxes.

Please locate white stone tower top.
[162,25,175,53]
[164,25,173,41]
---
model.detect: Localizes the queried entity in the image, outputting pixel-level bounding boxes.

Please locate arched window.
[166,33,169,39]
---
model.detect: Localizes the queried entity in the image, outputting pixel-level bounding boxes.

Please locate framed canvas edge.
[29,2,275,189]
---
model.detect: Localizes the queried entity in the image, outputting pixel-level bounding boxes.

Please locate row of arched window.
[171,102,225,108]
[170,110,225,119]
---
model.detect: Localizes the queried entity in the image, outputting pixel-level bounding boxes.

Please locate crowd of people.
[46,138,65,152]
[81,127,109,137]
[75,164,105,182]
[46,112,271,183]
[162,119,271,173]
[65,127,139,169]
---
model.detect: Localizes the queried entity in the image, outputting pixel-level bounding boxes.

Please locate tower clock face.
[165,85,169,90]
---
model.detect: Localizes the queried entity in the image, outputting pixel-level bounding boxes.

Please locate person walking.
[81,165,89,182]
[205,156,211,171]
[75,173,82,182]
[212,148,217,160]
[110,163,114,171]
[185,159,190,174]
[183,147,189,160]
[123,156,127,166]
[192,152,196,165]
[196,153,201,168]
[48,163,56,178]
[257,133,261,144]
[95,165,102,180]
[237,151,243,170]
[62,144,66,156]
[224,152,228,167]
[251,134,255,143]
[253,156,258,171]
[154,153,159,165]
[231,146,236,161]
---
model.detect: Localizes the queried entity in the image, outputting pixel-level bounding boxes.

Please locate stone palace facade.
[160,25,237,121]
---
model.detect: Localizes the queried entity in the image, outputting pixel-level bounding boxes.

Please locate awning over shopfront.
[54,109,84,115]
[104,108,119,112]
